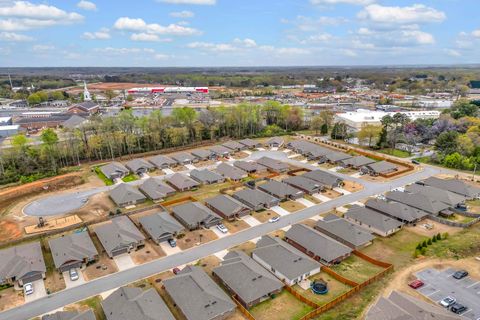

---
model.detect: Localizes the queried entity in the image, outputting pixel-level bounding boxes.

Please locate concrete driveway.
[62,269,86,289]
[113,254,135,271]
[312,193,331,202]
[270,205,291,216]
[241,215,261,227]
[160,242,182,256]
[296,198,315,207]
[211,226,230,238]
[24,280,47,303]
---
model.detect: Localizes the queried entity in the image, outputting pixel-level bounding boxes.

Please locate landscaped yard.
[130,241,165,265]
[330,255,385,284]
[121,174,138,182]
[250,290,314,320]
[93,166,113,186]
[378,148,411,158]
[293,273,352,306]
[280,200,306,212]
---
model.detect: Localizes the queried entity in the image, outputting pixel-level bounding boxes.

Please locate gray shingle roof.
[170,152,195,164]
[266,137,284,146]
[93,216,145,254]
[258,180,304,199]
[48,231,98,269]
[209,145,232,156]
[385,191,450,215]
[191,149,214,160]
[213,251,283,306]
[324,152,352,163]
[363,161,398,174]
[234,161,267,173]
[340,155,375,168]
[167,173,200,190]
[109,184,146,206]
[62,115,87,129]
[138,211,185,240]
[232,189,279,209]
[283,176,324,193]
[287,140,318,154]
[344,205,404,233]
[285,224,352,263]
[42,310,96,320]
[125,158,154,173]
[148,155,176,168]
[405,184,467,207]
[222,140,245,151]
[238,138,260,148]
[163,266,236,320]
[100,162,129,179]
[365,198,428,223]
[139,177,175,200]
[315,214,374,248]
[302,170,343,187]
[256,156,289,172]
[102,286,175,320]
[171,202,221,228]
[0,242,46,283]
[204,194,251,218]
[190,169,225,184]
[216,163,247,180]
[421,177,480,198]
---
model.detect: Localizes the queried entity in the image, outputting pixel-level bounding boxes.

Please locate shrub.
[443,232,449,240]
[427,239,432,245]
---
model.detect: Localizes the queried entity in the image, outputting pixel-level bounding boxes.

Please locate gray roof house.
[138,211,185,244]
[209,145,232,157]
[222,140,246,151]
[385,191,451,216]
[171,152,196,164]
[212,251,284,309]
[305,147,330,161]
[287,140,317,154]
[366,290,462,320]
[258,180,305,200]
[125,158,154,175]
[365,198,428,224]
[102,286,175,320]
[204,194,251,220]
[256,156,289,173]
[171,202,222,230]
[166,173,200,191]
[48,231,98,272]
[318,151,352,164]
[361,161,398,176]
[283,176,324,195]
[139,177,175,201]
[100,161,129,180]
[163,266,236,320]
[302,170,343,189]
[191,149,215,160]
[232,189,280,211]
[234,160,267,173]
[61,115,88,130]
[109,183,147,207]
[190,169,225,185]
[216,162,248,181]
[339,156,376,169]
[42,310,96,320]
[252,235,321,286]
[92,216,146,258]
[420,177,480,199]
[148,155,177,169]
[405,184,467,207]
[285,224,352,265]
[344,205,404,237]
[266,137,284,148]
[238,138,261,149]
[315,214,375,249]
[0,242,46,286]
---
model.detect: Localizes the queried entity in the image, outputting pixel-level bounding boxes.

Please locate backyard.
[250,290,314,320]
[293,273,352,306]
[330,255,385,284]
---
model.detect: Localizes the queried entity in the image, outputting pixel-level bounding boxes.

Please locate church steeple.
[83,81,92,101]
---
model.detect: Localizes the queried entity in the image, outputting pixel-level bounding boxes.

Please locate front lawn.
[122,174,138,182]
[93,167,113,186]
[250,290,314,320]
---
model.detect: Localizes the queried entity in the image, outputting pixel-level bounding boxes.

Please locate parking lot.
[415,268,480,319]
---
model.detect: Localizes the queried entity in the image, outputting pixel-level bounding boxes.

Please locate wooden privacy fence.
[232,296,256,320]
[284,285,320,309]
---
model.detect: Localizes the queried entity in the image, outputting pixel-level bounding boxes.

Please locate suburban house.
[318,151,352,164]
[232,189,280,211]
[361,161,398,176]
[191,149,215,161]
[314,214,375,249]
[48,231,98,273]
[238,138,261,149]
[171,152,196,165]
[284,224,352,265]
[234,160,267,173]
[102,286,175,320]
[138,211,185,244]
[405,184,467,208]
[302,170,343,189]
[100,161,129,180]
[212,251,284,309]
[0,242,46,286]
[148,155,177,169]
[283,176,324,194]
[339,156,376,169]
[420,177,480,199]
[139,177,175,202]
[124,158,154,175]
[266,137,284,148]
[163,266,237,320]
[365,198,428,224]
[344,205,404,237]
[366,290,462,320]
[258,180,305,200]
[209,145,232,157]
[204,194,251,220]
[222,140,246,152]
[256,156,289,173]
[190,169,225,185]
[166,173,200,191]
[109,183,147,207]
[306,147,330,161]
[171,202,222,230]
[42,310,96,320]
[92,216,146,258]
[216,162,248,181]
[252,235,321,286]
[385,191,451,216]
[287,140,319,155]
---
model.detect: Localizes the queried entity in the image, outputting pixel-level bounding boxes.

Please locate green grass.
[377,148,411,158]
[293,273,352,306]
[75,296,106,320]
[425,224,480,259]
[250,290,314,320]
[122,174,138,182]
[94,167,114,186]
[330,255,385,284]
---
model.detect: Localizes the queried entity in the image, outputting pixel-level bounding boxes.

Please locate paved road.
[0,166,440,320]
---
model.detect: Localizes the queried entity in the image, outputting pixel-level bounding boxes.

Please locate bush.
[427,239,432,245]
[436,233,442,241]
[422,240,427,248]
[432,236,437,243]
[443,232,449,240]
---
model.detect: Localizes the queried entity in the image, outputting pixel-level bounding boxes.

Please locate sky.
[0,0,479,67]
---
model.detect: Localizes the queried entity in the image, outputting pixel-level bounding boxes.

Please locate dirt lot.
[269,229,285,239]
[148,169,165,177]
[232,241,257,256]
[252,210,278,223]
[342,180,363,193]
[195,255,222,275]
[280,200,306,212]
[130,241,165,265]
[301,219,318,228]
[74,192,115,222]
[45,268,66,293]
[196,159,217,168]
[0,220,23,242]
[172,165,187,172]
[322,189,342,198]
[250,290,314,320]
[406,219,463,237]
[82,255,118,281]
[223,219,250,233]
[304,195,321,204]
[232,152,249,160]
[0,287,24,312]
[177,229,218,250]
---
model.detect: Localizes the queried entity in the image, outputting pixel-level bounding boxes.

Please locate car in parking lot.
[268,216,280,223]
[216,223,228,234]
[24,283,34,296]
[408,279,424,289]
[453,270,469,279]
[69,268,79,281]
[450,303,467,314]
[439,296,456,308]
[168,238,177,247]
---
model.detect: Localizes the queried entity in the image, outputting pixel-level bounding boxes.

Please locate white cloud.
[82,28,110,40]
[340,49,357,57]
[169,10,194,18]
[358,4,446,25]
[311,0,373,5]
[187,41,236,52]
[113,17,201,36]
[32,44,54,52]
[130,33,172,42]
[401,30,434,44]
[0,31,32,41]
[93,47,156,55]
[77,0,96,11]
[473,29,480,38]
[445,49,461,57]
[233,38,257,47]
[157,0,215,4]
[154,53,170,60]
[284,15,347,32]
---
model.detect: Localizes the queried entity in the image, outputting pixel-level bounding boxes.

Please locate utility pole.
[8,74,13,90]
[472,163,477,182]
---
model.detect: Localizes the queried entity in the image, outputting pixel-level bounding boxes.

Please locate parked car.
[411,160,420,165]
[450,303,467,314]
[172,267,181,275]
[69,269,79,281]
[440,296,456,308]
[408,279,424,289]
[269,216,280,223]
[453,270,469,279]
[216,223,228,234]
[168,238,177,248]
[24,283,34,296]
[422,223,434,230]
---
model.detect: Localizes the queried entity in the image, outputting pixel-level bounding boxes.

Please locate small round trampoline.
[311,280,328,295]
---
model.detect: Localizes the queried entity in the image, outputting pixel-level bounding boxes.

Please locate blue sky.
[0,0,479,67]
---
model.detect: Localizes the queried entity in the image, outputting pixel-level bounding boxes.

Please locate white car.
[24,283,34,296]
[439,296,456,308]
[216,223,228,234]
[69,269,79,281]
[268,216,280,223]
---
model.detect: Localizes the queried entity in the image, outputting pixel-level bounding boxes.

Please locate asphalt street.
[0,164,441,320]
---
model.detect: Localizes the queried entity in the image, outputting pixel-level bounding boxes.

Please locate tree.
[310,116,323,135]
[456,134,475,156]
[357,124,382,147]
[435,131,459,154]
[105,89,115,102]
[331,122,348,140]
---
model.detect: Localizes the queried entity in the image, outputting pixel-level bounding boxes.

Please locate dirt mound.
[0,220,22,242]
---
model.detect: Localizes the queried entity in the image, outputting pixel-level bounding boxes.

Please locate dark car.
[450,303,467,314]
[453,270,469,279]
[172,267,181,275]
[411,160,420,165]
[168,238,177,248]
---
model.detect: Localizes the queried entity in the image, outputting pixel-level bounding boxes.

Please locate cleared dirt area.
[82,255,118,281]
[232,152,249,160]
[304,195,321,204]
[322,189,342,198]
[269,229,285,239]
[0,287,24,312]
[172,165,187,172]
[301,219,318,228]
[343,180,363,193]
[196,159,216,168]
[45,269,66,293]
[222,219,250,233]
[0,220,22,242]
[195,255,222,275]
[250,290,314,320]
[280,200,306,212]
[177,229,218,250]
[75,192,115,222]
[406,219,463,237]
[252,210,278,223]
[130,241,165,265]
